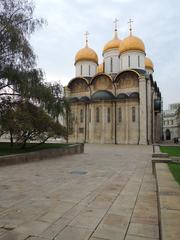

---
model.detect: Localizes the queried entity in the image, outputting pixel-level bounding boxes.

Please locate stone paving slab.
[155,163,180,240]
[0,144,159,240]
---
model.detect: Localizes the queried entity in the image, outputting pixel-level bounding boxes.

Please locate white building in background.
[64,20,162,144]
[163,103,180,141]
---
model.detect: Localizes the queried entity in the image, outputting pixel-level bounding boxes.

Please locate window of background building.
[107,108,111,122]
[128,56,130,67]
[96,107,100,122]
[132,107,136,122]
[118,107,122,122]
[171,120,173,125]
[80,109,83,123]
[89,108,91,123]
[167,120,169,125]
[80,65,83,75]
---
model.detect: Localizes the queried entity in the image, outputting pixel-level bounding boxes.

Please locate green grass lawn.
[160,146,180,185]
[168,163,180,185]
[160,146,180,157]
[0,142,69,156]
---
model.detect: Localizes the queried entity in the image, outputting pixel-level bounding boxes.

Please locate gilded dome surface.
[119,35,145,54]
[97,63,104,73]
[75,46,98,64]
[103,38,121,53]
[145,57,154,70]
[103,30,121,53]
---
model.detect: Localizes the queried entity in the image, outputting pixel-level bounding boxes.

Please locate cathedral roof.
[119,35,145,54]
[145,57,154,71]
[103,29,121,54]
[92,90,115,101]
[75,46,98,64]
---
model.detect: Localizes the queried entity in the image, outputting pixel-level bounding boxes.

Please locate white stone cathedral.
[64,20,162,144]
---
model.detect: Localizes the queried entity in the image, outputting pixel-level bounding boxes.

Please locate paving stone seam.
[86,173,134,240]
[123,160,154,240]
[41,173,124,239]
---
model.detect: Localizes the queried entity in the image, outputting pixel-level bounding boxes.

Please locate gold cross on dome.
[113,18,119,30]
[84,31,89,47]
[128,18,133,35]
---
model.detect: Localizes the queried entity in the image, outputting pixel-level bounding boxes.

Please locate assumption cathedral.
[64,20,162,144]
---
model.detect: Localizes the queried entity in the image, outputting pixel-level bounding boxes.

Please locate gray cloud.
[31,0,180,109]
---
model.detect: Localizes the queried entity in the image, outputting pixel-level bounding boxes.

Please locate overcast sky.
[30,0,180,109]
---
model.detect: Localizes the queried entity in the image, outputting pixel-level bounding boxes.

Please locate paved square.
[0,144,159,240]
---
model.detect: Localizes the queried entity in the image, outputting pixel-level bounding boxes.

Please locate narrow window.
[96,107,100,123]
[167,120,169,125]
[132,107,136,122]
[89,65,91,76]
[128,56,130,68]
[89,108,91,123]
[80,65,83,75]
[171,120,173,125]
[110,57,113,72]
[138,56,140,67]
[118,107,122,122]
[107,108,111,123]
[80,109,83,123]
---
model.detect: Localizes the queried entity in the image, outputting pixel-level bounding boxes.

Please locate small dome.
[103,30,121,54]
[145,57,154,71]
[92,90,115,101]
[75,46,98,64]
[119,35,145,54]
[97,63,104,73]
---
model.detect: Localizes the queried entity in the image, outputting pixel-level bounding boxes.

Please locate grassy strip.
[0,142,69,156]
[168,163,180,185]
[160,146,180,157]
[160,146,180,184]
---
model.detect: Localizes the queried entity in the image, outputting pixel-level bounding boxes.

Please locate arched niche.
[68,77,89,94]
[90,73,114,93]
[114,70,139,90]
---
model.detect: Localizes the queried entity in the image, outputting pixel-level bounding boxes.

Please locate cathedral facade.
[64,22,162,144]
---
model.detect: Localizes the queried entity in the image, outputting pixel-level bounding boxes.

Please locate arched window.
[128,56,130,68]
[80,65,83,75]
[110,57,113,72]
[118,107,122,122]
[89,65,91,76]
[107,108,111,122]
[132,107,136,122]
[96,107,100,122]
[166,129,171,140]
[138,56,140,67]
[80,109,83,123]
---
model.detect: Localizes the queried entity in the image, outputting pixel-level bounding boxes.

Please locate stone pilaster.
[147,79,152,144]
[101,102,105,144]
[139,76,148,144]
[125,101,129,144]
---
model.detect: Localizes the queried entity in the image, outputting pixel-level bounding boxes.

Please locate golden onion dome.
[75,46,98,64]
[145,57,154,70]
[97,63,104,73]
[119,35,145,54]
[103,30,121,54]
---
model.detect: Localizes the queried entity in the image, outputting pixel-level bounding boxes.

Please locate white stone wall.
[120,51,145,71]
[104,49,120,74]
[75,60,97,77]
